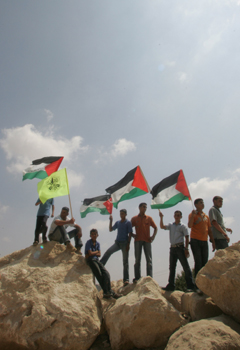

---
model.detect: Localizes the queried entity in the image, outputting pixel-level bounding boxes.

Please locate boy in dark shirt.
[85,228,121,299]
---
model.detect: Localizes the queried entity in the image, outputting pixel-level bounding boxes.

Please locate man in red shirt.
[131,203,158,282]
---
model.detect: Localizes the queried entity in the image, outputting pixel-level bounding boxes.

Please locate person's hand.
[131,233,136,238]
[225,235,230,243]
[185,249,190,258]
[109,215,113,221]
[51,214,54,217]
[212,241,216,252]
[69,217,75,225]
[150,235,155,243]
[159,210,163,218]
[226,228,232,234]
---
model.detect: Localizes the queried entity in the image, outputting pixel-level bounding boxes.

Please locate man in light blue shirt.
[100,209,132,286]
[159,210,195,292]
[33,198,54,246]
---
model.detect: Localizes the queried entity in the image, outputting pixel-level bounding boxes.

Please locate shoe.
[133,278,139,284]
[43,239,48,243]
[66,242,75,252]
[196,288,203,295]
[103,293,113,299]
[76,247,82,255]
[161,285,175,291]
[123,281,129,287]
[33,241,38,246]
[112,292,122,299]
[185,289,194,293]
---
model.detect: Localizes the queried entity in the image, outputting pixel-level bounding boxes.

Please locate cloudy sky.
[1,0,240,286]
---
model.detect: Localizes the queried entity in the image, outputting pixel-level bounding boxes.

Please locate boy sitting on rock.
[85,228,121,299]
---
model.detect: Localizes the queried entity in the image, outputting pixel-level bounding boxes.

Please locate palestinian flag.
[151,170,191,209]
[105,166,150,208]
[22,156,64,181]
[80,195,113,218]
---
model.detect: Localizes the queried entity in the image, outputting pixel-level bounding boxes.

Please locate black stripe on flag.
[32,156,63,165]
[105,166,137,194]
[83,194,111,206]
[151,170,180,198]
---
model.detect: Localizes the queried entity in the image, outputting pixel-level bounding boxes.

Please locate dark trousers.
[34,215,49,242]
[87,259,112,294]
[49,226,83,248]
[214,238,228,250]
[168,245,195,289]
[190,238,208,277]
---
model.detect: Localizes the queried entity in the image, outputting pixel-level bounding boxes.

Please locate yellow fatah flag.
[37,168,69,204]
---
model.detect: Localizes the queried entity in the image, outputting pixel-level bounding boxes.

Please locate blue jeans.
[214,238,228,250]
[49,226,83,248]
[168,245,194,289]
[134,241,152,280]
[100,240,129,282]
[190,239,208,277]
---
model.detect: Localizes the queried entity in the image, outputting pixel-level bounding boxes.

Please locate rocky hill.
[0,241,240,350]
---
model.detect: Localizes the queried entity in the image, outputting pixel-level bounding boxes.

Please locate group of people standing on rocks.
[33,195,232,298]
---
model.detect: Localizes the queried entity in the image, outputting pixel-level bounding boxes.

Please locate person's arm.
[109,215,113,231]
[208,227,216,252]
[188,210,197,228]
[150,226,158,242]
[211,220,230,242]
[159,211,167,229]
[131,218,136,238]
[35,199,41,206]
[126,222,133,251]
[87,249,100,257]
[55,217,75,226]
[184,235,190,258]
[74,224,82,238]
[51,205,55,217]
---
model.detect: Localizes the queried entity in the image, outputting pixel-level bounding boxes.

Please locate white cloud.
[111,138,136,157]
[178,71,189,82]
[189,177,233,200]
[67,169,84,189]
[87,219,109,233]
[0,203,9,219]
[0,124,88,173]
[44,109,54,122]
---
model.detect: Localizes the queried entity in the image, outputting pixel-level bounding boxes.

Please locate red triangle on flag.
[132,166,149,192]
[45,157,64,176]
[103,198,113,214]
[175,170,191,199]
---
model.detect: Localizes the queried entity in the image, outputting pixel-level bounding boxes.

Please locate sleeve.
[112,222,118,231]
[97,242,101,251]
[209,208,217,223]
[149,217,157,229]
[164,223,171,230]
[127,221,132,233]
[85,241,91,255]
[182,224,189,236]
[51,198,54,205]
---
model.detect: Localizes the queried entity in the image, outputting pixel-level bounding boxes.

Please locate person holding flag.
[33,197,55,246]
[100,209,132,286]
[48,207,83,253]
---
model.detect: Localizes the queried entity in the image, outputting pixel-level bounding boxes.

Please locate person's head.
[60,206,69,220]
[90,228,98,241]
[174,210,182,223]
[213,196,223,208]
[194,198,204,211]
[139,202,147,215]
[120,209,127,220]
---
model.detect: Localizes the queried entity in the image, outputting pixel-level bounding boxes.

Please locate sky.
[1,0,240,286]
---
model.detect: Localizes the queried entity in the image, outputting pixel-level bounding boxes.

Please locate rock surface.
[0,242,102,350]
[103,277,188,350]
[161,290,184,312]
[196,241,240,322]
[181,292,222,321]
[165,316,240,350]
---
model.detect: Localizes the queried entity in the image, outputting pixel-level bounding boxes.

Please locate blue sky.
[1,0,240,285]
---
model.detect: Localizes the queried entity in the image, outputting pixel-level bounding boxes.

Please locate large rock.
[0,242,102,350]
[181,292,222,321]
[165,315,240,350]
[196,241,240,322]
[103,277,188,350]
[161,290,184,312]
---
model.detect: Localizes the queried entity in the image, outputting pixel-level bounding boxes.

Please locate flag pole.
[182,170,195,210]
[65,168,73,218]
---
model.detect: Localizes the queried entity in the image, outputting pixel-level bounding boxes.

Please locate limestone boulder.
[196,241,240,322]
[161,290,184,312]
[181,292,222,321]
[104,277,188,350]
[0,242,102,350]
[165,315,240,350]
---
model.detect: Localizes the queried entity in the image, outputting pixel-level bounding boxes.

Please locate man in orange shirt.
[188,198,215,278]
[131,202,158,282]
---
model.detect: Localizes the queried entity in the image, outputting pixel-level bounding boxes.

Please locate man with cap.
[48,206,83,253]
[100,209,132,286]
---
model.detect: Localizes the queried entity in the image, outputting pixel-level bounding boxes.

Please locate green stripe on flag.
[113,188,147,208]
[151,193,189,209]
